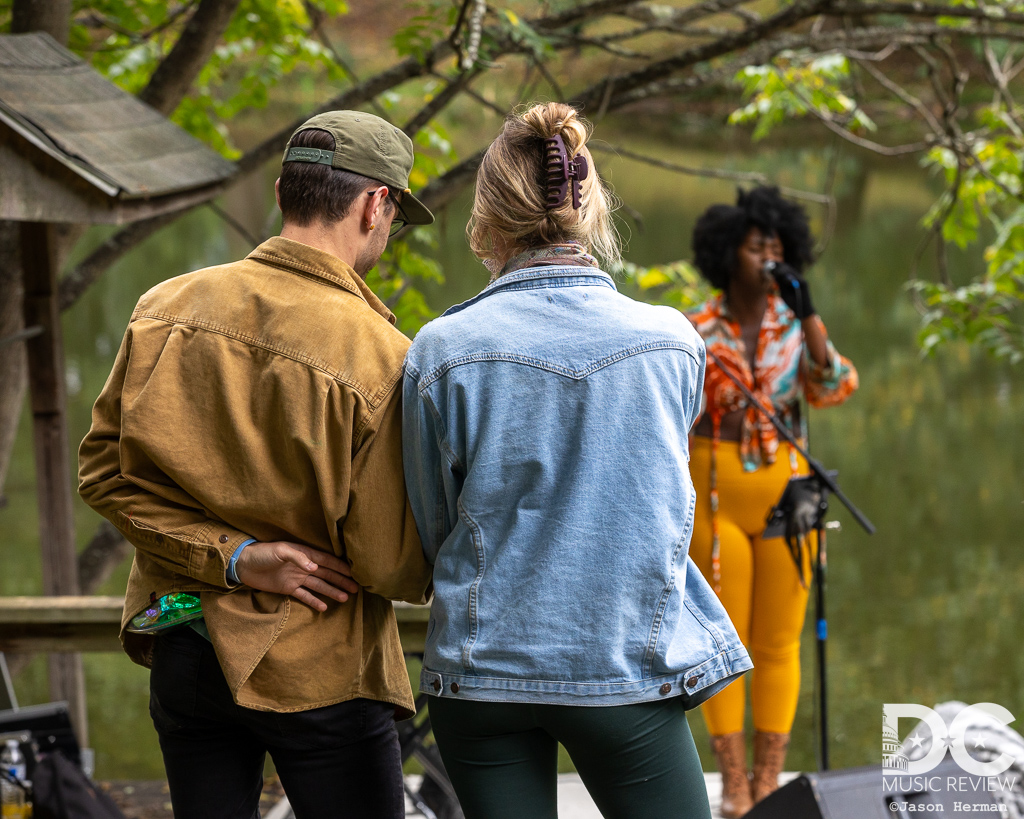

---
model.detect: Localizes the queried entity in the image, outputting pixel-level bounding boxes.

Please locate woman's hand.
[768,262,815,320]
[235,541,360,611]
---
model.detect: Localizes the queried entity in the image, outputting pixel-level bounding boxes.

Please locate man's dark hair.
[278,129,394,227]
[692,186,815,290]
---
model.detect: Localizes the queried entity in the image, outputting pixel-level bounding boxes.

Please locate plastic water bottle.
[0,739,28,819]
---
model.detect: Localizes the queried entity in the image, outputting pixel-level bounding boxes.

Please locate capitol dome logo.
[882,713,909,772]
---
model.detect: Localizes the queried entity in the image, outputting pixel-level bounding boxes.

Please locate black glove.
[767,261,815,320]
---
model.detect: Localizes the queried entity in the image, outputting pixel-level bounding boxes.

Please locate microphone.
[763,259,799,290]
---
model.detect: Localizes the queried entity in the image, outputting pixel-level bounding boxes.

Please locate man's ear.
[360,186,389,232]
[275,178,281,211]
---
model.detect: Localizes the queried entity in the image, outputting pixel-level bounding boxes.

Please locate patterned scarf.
[488,242,598,281]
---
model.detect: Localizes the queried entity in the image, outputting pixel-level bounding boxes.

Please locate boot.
[710,732,753,818]
[751,731,790,803]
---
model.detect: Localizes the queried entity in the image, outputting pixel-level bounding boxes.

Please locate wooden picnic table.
[0,597,431,654]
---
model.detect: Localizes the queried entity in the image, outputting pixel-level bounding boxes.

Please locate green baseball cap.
[282,111,434,226]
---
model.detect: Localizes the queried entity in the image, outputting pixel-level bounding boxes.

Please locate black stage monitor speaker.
[746,759,1001,819]
[0,702,80,771]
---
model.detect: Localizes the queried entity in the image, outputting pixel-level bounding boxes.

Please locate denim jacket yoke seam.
[418,341,704,392]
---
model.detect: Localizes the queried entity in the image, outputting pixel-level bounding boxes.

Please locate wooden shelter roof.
[0,32,235,202]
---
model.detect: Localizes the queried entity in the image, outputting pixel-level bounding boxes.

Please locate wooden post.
[19,222,88,747]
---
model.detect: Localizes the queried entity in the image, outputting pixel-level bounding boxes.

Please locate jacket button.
[219,535,229,543]
[660,683,672,695]
[450,683,460,693]
[686,676,699,688]
[432,679,441,692]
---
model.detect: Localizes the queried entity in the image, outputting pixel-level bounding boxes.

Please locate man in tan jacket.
[79,111,434,818]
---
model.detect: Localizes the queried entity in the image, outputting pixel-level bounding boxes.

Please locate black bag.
[31,752,125,819]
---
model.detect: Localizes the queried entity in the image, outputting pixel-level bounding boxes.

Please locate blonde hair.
[468,102,620,271]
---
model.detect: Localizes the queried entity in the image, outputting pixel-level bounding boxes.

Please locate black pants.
[149,627,404,819]
[429,696,712,819]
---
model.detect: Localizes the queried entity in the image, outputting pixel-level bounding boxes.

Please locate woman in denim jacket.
[403,102,751,819]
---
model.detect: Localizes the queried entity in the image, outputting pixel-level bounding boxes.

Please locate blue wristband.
[227,538,257,585]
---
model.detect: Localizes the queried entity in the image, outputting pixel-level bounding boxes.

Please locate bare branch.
[59,210,185,312]
[583,0,832,105]
[621,0,760,28]
[208,202,261,248]
[856,56,943,133]
[533,0,647,32]
[784,79,932,156]
[830,1,1024,26]
[235,47,452,177]
[404,71,480,137]
[605,21,1009,110]
[983,39,1019,120]
[416,152,485,215]
[590,143,836,206]
[553,33,654,60]
[534,58,566,100]
[302,0,389,119]
[455,82,509,118]
[138,0,242,116]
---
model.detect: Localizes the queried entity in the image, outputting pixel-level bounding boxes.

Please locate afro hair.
[691,186,815,291]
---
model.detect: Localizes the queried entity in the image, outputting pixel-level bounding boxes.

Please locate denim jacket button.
[450,683,460,693]
[431,679,441,692]
[659,683,672,695]
[686,676,699,688]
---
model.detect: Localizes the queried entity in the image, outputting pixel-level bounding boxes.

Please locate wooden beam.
[0,597,431,654]
[19,223,87,746]
[0,595,123,668]
[394,601,430,655]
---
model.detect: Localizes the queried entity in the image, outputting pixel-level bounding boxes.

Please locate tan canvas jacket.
[79,236,432,717]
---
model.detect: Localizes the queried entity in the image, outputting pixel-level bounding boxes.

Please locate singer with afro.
[686,187,858,817]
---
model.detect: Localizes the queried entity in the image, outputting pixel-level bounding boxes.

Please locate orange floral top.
[686,293,858,592]
[687,292,858,471]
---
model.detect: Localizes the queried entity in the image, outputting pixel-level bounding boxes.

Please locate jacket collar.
[247,236,396,325]
[443,264,616,318]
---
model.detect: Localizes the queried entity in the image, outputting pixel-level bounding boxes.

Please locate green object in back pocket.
[127,593,203,633]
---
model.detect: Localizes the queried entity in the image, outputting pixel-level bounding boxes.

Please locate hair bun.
[468,101,620,270]
[523,103,588,155]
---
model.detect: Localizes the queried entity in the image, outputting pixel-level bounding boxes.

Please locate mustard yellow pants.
[688,436,814,736]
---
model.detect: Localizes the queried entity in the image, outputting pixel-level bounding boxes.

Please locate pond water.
[2,139,1022,780]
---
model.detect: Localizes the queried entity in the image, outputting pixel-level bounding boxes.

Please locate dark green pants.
[428,696,712,819]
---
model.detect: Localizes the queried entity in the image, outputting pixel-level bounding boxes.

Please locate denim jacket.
[403,265,751,707]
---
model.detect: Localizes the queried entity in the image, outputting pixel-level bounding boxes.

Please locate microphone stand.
[704,348,875,770]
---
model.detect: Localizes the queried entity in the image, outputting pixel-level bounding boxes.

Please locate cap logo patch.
[284,147,335,166]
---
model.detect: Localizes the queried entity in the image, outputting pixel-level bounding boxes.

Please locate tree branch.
[590,143,836,206]
[856,55,944,133]
[830,1,1024,26]
[621,0,761,28]
[137,0,243,116]
[59,210,185,311]
[571,0,833,111]
[235,42,456,177]
[404,70,481,138]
